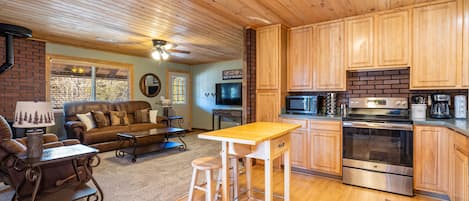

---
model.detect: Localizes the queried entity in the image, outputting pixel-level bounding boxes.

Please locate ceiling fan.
[151,39,190,60]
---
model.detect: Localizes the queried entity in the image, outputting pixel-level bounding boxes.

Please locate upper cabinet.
[314,21,346,91]
[287,27,314,91]
[411,2,460,89]
[376,10,410,67]
[346,16,374,68]
[463,0,469,87]
[257,25,283,90]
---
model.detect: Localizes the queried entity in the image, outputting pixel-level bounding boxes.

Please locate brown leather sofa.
[0,115,91,199]
[64,101,166,152]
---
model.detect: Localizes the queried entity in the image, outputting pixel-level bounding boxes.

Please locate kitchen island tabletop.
[199,122,301,201]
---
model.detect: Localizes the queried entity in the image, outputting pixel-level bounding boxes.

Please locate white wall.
[191,59,243,130]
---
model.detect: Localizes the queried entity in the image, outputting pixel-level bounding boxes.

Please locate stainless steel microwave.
[286,96,321,115]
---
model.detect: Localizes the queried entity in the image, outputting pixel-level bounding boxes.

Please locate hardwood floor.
[177,165,441,201]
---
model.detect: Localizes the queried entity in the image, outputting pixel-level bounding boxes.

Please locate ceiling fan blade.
[168,49,191,54]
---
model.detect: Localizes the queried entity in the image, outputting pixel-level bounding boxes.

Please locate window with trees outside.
[47,55,133,109]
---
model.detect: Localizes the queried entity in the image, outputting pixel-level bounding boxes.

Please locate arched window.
[171,76,186,104]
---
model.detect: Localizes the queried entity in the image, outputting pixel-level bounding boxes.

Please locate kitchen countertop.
[279,113,342,121]
[280,113,469,137]
[413,118,469,137]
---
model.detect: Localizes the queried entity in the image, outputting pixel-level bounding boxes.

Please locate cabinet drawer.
[271,134,289,157]
[279,118,308,129]
[310,120,341,131]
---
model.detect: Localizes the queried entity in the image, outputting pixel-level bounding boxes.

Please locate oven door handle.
[342,121,413,131]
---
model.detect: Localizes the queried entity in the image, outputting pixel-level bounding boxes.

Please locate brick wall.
[245,28,256,123]
[0,37,46,120]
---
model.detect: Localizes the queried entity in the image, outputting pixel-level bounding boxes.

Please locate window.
[171,75,186,104]
[48,55,133,109]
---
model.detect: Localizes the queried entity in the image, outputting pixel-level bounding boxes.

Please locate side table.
[13,144,103,201]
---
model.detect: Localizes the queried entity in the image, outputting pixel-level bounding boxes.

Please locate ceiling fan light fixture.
[151,50,161,60]
[161,49,169,60]
[163,43,174,50]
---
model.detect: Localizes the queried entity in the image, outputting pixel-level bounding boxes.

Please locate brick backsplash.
[290,68,468,108]
[0,37,46,120]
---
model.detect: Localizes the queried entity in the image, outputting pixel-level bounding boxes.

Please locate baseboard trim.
[414,190,449,201]
[291,167,342,180]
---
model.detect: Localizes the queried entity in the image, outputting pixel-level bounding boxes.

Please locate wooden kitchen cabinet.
[256,91,281,122]
[287,27,314,91]
[414,126,449,194]
[376,10,410,67]
[346,16,374,68]
[309,120,342,176]
[256,24,287,122]
[280,118,309,169]
[450,130,469,201]
[463,0,469,87]
[411,2,459,89]
[314,20,346,91]
[257,25,287,90]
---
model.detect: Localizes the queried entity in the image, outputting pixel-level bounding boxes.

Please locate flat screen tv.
[216,83,242,106]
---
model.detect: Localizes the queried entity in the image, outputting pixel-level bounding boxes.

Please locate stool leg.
[231,157,239,200]
[206,170,214,201]
[245,158,252,199]
[188,168,199,201]
[214,170,222,201]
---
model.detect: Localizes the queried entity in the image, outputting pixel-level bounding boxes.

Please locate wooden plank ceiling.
[0,0,435,65]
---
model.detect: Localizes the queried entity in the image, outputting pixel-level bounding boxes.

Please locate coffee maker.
[430,94,451,119]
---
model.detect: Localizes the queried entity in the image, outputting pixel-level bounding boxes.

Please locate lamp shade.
[13,101,55,128]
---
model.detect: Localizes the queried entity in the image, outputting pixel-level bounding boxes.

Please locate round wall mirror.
[139,73,161,97]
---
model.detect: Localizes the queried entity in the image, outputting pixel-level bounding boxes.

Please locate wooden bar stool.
[188,156,222,201]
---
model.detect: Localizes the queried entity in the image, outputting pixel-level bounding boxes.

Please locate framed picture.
[222,69,242,80]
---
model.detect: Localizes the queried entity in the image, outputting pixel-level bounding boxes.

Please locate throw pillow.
[91,111,110,128]
[109,111,129,126]
[134,109,150,123]
[149,110,158,124]
[76,112,96,131]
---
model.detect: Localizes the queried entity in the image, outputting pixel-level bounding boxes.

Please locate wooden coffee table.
[115,127,186,162]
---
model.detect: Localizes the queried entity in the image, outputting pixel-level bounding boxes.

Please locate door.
[256,91,279,122]
[346,16,374,68]
[310,130,341,175]
[376,10,410,66]
[257,26,280,90]
[411,2,458,88]
[414,126,449,194]
[451,131,469,201]
[314,21,345,91]
[166,71,191,130]
[287,27,313,91]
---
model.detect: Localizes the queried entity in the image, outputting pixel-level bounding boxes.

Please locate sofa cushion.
[64,101,113,122]
[84,125,130,145]
[76,112,96,131]
[129,123,165,132]
[91,111,110,128]
[109,111,129,126]
[134,109,150,123]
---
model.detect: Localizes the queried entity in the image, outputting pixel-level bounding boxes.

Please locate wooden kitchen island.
[198,122,301,201]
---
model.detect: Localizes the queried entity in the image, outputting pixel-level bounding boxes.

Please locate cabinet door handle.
[278,142,285,148]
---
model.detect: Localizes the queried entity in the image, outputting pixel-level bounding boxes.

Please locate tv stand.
[212,109,242,130]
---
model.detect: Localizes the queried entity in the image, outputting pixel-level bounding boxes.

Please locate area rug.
[0,130,221,201]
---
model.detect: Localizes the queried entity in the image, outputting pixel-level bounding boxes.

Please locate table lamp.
[13,101,55,158]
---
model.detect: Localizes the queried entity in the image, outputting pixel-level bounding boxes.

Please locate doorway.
[166,70,192,130]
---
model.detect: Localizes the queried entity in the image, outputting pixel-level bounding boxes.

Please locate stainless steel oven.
[342,97,414,196]
[285,96,321,115]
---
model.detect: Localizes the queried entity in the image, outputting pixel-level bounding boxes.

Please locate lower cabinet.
[310,129,342,175]
[414,126,449,194]
[450,130,469,201]
[278,118,342,175]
